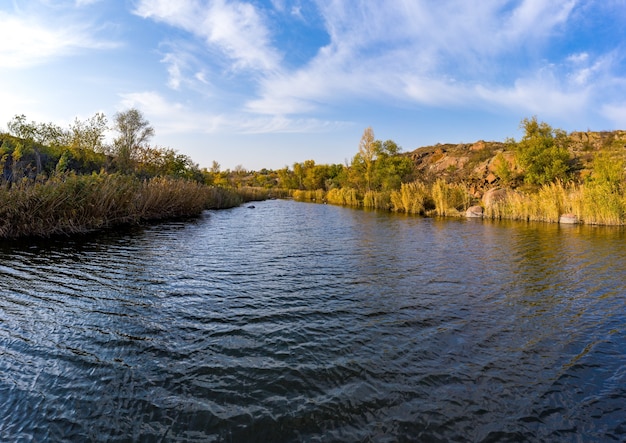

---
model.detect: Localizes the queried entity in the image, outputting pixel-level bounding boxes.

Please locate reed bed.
[0,173,258,238]
[236,186,289,202]
[363,190,391,210]
[326,188,360,207]
[265,178,626,227]
[292,189,326,203]
[390,181,430,214]
[484,181,626,225]
[431,179,471,216]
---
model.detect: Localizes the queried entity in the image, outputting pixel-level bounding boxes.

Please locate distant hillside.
[406,130,626,198]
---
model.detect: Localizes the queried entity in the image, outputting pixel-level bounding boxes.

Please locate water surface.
[1,199,625,441]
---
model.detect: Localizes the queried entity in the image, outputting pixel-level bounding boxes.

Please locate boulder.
[559,213,578,224]
[466,205,484,218]
[483,188,508,208]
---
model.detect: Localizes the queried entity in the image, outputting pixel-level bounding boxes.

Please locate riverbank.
[0,172,272,238]
[293,179,626,226]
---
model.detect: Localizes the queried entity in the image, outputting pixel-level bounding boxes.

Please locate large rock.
[483,188,508,208]
[559,213,579,224]
[466,205,484,218]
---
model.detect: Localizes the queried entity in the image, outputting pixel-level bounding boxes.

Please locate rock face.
[559,213,578,224]
[466,205,484,218]
[404,131,626,198]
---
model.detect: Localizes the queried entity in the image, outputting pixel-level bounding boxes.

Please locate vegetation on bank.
[0,110,272,238]
[4,108,626,237]
[276,118,626,225]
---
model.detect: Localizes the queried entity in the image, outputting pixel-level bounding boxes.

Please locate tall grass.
[578,182,625,225]
[326,188,360,207]
[484,181,626,225]
[292,189,325,202]
[286,177,626,227]
[0,172,260,238]
[362,190,391,210]
[431,179,471,216]
[390,181,429,214]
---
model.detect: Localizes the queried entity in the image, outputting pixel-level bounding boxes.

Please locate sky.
[1,0,626,171]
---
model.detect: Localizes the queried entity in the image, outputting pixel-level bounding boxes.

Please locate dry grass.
[431,179,471,216]
[326,188,360,207]
[0,172,262,238]
[390,181,429,214]
[484,181,626,225]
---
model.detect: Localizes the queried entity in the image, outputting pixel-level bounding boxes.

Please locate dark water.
[1,199,625,442]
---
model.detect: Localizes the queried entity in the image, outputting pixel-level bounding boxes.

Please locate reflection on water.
[1,200,625,441]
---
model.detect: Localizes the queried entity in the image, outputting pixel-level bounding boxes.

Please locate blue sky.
[1,0,625,171]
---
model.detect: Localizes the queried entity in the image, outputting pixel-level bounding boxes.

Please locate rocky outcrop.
[405,131,626,198]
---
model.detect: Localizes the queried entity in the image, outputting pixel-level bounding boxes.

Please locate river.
[1,199,625,441]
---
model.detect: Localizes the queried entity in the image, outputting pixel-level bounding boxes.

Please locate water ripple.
[1,201,626,441]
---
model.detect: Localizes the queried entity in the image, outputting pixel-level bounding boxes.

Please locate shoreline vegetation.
[285,118,626,226]
[0,174,273,238]
[2,110,626,238]
[0,109,278,239]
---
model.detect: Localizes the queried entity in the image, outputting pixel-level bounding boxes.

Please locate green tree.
[515,116,571,185]
[493,152,513,185]
[277,166,298,189]
[112,108,154,173]
[69,113,108,153]
[374,139,414,191]
[66,113,109,172]
[590,151,624,193]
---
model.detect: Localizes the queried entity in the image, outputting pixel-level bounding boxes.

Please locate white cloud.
[475,71,589,118]
[74,0,102,6]
[118,91,223,134]
[601,104,626,128]
[245,0,593,119]
[567,52,589,64]
[118,91,346,135]
[134,0,281,73]
[133,0,623,135]
[0,10,118,68]
[501,0,576,43]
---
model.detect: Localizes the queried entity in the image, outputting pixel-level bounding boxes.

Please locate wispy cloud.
[0,7,118,68]
[602,104,626,128]
[119,90,347,134]
[245,0,616,122]
[134,0,281,73]
[131,0,625,134]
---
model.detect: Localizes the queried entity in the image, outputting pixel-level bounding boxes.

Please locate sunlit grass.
[431,179,471,216]
[326,188,360,207]
[0,172,268,238]
[390,181,429,214]
[484,181,626,225]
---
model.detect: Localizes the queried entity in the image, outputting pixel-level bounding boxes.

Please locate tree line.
[0,108,203,185]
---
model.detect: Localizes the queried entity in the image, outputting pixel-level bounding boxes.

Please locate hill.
[406,130,626,198]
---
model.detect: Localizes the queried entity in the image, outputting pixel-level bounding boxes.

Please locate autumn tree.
[7,114,43,175]
[64,113,109,172]
[356,126,377,192]
[112,108,154,173]
[374,139,414,191]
